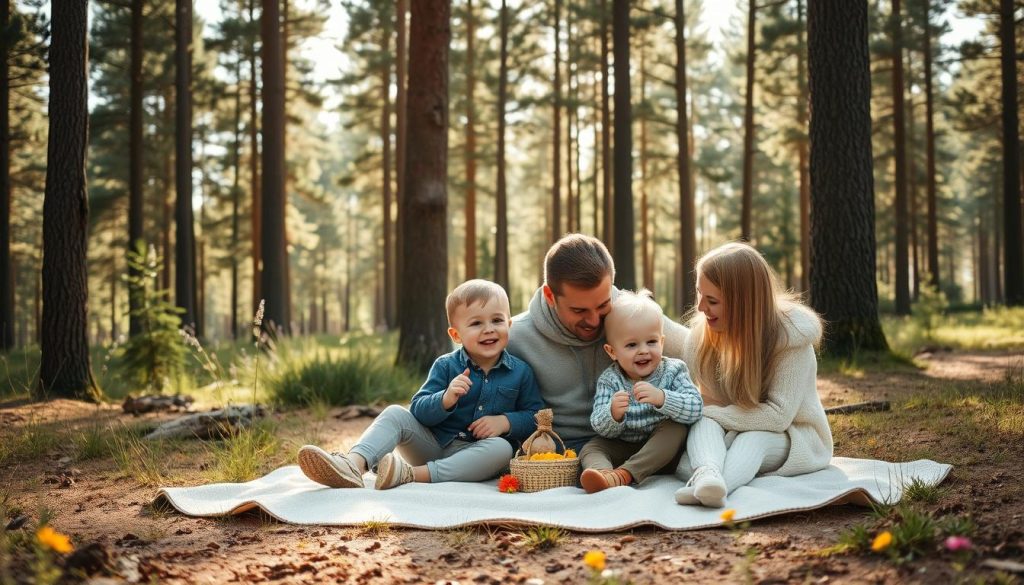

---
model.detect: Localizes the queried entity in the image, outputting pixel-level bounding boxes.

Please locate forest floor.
[2,349,1023,584]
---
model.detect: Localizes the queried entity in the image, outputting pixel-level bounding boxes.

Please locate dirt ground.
[3,350,1023,584]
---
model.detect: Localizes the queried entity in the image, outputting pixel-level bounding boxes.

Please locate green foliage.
[0,418,64,468]
[113,242,187,394]
[901,477,944,505]
[267,346,420,408]
[108,425,172,487]
[911,281,949,342]
[521,525,565,551]
[831,503,975,564]
[205,421,281,483]
[884,307,1024,354]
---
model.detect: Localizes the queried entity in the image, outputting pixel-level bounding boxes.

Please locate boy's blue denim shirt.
[410,347,545,448]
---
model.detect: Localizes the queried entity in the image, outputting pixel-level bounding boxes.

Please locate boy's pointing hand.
[443,368,473,409]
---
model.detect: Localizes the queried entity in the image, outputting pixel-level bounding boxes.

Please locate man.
[507,234,687,454]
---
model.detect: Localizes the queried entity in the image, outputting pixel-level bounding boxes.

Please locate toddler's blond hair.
[604,288,664,343]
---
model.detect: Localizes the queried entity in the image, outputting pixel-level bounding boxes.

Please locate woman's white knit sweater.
[679,305,833,477]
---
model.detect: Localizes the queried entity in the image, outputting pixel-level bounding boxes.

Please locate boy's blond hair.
[445,279,510,324]
[604,288,663,342]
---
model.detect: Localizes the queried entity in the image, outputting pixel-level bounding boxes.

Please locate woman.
[675,242,832,507]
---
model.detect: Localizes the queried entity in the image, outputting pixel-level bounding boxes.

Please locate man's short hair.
[544,233,615,295]
[445,279,510,324]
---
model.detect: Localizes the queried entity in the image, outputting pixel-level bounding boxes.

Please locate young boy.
[579,289,703,493]
[298,279,544,490]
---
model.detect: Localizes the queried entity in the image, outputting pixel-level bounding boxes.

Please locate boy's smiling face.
[603,313,664,382]
[447,295,511,368]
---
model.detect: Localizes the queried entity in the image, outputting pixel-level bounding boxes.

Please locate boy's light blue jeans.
[348,405,514,483]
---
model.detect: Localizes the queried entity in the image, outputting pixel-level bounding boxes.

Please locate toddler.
[579,289,703,493]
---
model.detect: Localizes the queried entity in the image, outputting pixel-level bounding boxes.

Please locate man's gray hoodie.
[507,287,687,444]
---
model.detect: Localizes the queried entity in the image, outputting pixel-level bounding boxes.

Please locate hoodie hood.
[779,303,823,349]
[524,287,607,348]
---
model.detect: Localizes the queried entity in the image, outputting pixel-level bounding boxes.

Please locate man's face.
[543,275,613,342]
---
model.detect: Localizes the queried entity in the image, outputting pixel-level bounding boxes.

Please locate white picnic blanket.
[155,457,951,532]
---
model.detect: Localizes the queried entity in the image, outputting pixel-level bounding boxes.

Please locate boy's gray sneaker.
[374,453,414,490]
[297,445,364,488]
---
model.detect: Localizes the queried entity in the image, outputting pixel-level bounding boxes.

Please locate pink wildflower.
[944,536,972,552]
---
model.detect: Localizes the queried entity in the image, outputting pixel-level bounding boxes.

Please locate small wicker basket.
[509,409,580,492]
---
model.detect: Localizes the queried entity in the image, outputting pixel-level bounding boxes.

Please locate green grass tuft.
[108,426,173,486]
[901,477,944,505]
[521,525,566,550]
[267,349,420,408]
[205,421,282,483]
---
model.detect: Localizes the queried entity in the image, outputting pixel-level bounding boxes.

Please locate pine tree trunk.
[464,0,477,278]
[923,0,939,288]
[807,0,888,356]
[128,0,145,337]
[394,0,408,327]
[249,0,262,314]
[740,0,756,241]
[175,0,197,332]
[494,0,509,291]
[0,0,12,351]
[891,0,910,315]
[639,45,652,292]
[601,0,613,250]
[396,0,451,373]
[797,0,810,293]
[259,0,289,334]
[611,0,634,291]
[675,0,695,315]
[999,0,1023,305]
[231,52,243,339]
[39,0,101,401]
[551,0,562,244]
[907,52,920,300]
[381,13,394,326]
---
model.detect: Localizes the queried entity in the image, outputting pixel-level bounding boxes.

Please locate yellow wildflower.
[720,509,736,522]
[36,526,74,554]
[871,530,893,552]
[583,550,606,571]
[564,449,577,459]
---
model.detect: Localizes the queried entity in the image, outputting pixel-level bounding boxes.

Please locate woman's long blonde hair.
[688,242,813,408]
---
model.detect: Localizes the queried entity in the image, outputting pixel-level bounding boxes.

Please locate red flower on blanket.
[498,474,520,493]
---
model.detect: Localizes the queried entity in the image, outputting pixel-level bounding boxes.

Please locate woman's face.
[696,274,727,333]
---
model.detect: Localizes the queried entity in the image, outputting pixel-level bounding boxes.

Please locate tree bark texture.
[0,0,12,350]
[259,0,289,334]
[128,0,144,337]
[396,0,451,373]
[741,0,756,241]
[675,0,695,315]
[807,0,888,356]
[249,0,262,315]
[600,0,612,250]
[464,0,477,278]
[551,0,562,244]
[381,11,394,326]
[494,0,509,291]
[175,0,198,332]
[611,0,634,291]
[999,0,1023,305]
[890,0,910,315]
[39,0,101,401]
[923,1,939,288]
[394,0,408,324]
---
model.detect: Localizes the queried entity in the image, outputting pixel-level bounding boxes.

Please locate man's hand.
[633,381,665,408]
[442,368,472,410]
[468,415,510,438]
[610,390,630,422]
